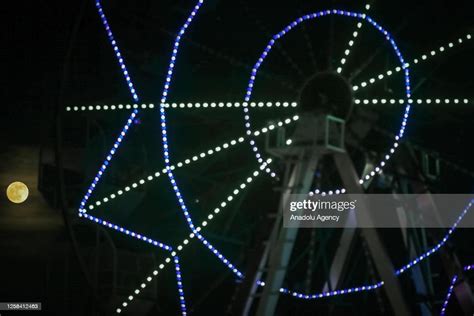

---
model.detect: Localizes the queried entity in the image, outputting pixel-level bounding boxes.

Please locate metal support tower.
[240,113,412,316]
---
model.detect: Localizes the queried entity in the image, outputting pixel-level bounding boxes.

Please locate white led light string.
[352,32,472,92]
[355,98,471,105]
[65,101,298,112]
[84,115,299,212]
[336,3,371,74]
[66,98,472,113]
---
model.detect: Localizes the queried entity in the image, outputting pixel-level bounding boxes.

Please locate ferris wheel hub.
[299,72,353,119]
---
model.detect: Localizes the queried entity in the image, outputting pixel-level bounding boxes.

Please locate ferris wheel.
[65,0,474,315]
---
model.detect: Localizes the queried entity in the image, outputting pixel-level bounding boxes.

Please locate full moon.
[6,181,29,204]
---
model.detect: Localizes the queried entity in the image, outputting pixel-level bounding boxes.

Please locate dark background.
[1,0,474,315]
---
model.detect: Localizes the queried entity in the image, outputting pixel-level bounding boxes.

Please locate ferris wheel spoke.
[298,12,318,72]
[65,101,298,112]
[354,98,471,106]
[348,21,406,85]
[240,0,305,78]
[158,27,299,92]
[116,5,299,92]
[352,32,472,92]
[85,115,299,211]
[336,3,372,74]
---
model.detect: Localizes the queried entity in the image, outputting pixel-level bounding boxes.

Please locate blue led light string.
[90,0,246,307]
[82,213,172,250]
[242,10,412,194]
[78,0,141,214]
[150,0,248,282]
[440,275,457,316]
[395,199,473,275]
[173,256,188,315]
[276,281,385,299]
[156,0,204,232]
[95,1,139,102]
[193,231,244,278]
[439,263,474,315]
[82,1,197,314]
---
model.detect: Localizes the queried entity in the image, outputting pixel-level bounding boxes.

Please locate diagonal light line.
[84,115,299,212]
[394,199,473,275]
[438,263,474,315]
[336,3,372,74]
[440,275,458,316]
[81,213,172,250]
[352,32,472,91]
